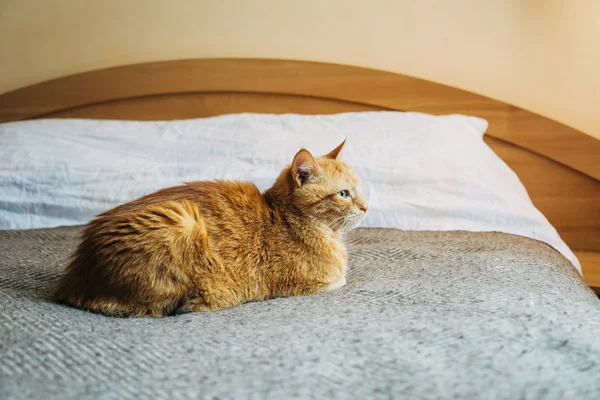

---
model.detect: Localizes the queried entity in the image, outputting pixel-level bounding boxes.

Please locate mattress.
[1,227,598,400]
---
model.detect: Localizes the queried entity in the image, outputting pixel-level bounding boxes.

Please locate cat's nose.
[360,205,368,213]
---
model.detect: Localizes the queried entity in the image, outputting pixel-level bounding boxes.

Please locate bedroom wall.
[1,0,598,139]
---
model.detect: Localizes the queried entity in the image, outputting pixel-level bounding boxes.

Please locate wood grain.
[42,92,382,120]
[485,137,600,252]
[1,59,599,181]
[577,252,600,294]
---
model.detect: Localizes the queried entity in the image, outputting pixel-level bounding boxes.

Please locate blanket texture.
[0,227,598,400]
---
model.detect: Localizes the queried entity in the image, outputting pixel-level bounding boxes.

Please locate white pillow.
[0,112,580,271]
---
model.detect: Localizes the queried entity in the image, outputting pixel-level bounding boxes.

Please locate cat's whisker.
[343,212,366,232]
[332,212,364,233]
[328,216,346,230]
[327,220,340,230]
[341,219,354,233]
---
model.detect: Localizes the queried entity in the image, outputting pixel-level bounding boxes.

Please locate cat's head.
[270,140,368,233]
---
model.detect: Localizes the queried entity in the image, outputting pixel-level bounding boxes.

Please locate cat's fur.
[54,140,368,317]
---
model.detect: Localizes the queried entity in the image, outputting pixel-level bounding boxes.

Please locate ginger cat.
[55,140,368,317]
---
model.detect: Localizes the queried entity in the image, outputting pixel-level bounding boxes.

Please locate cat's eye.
[337,190,351,199]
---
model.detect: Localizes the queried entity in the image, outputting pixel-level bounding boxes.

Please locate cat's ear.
[291,149,319,187]
[323,138,346,160]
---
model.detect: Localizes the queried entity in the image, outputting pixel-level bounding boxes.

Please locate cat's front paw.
[326,276,347,292]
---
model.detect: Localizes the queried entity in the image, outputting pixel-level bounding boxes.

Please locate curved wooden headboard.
[0,58,598,289]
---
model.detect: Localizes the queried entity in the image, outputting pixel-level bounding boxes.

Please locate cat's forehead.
[318,158,360,187]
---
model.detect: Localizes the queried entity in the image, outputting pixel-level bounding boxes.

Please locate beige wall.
[1,0,598,138]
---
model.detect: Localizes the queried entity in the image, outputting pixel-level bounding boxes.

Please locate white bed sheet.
[0,112,580,271]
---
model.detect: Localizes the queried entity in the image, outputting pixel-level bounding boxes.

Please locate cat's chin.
[333,220,364,234]
[340,214,366,233]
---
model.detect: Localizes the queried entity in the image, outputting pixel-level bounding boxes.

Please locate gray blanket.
[1,227,599,400]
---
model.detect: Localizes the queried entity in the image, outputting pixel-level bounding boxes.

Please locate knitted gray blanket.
[1,227,599,400]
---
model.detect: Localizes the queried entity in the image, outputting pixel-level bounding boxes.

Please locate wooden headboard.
[0,58,598,291]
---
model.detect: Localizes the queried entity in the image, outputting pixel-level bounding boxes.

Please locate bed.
[0,59,599,399]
